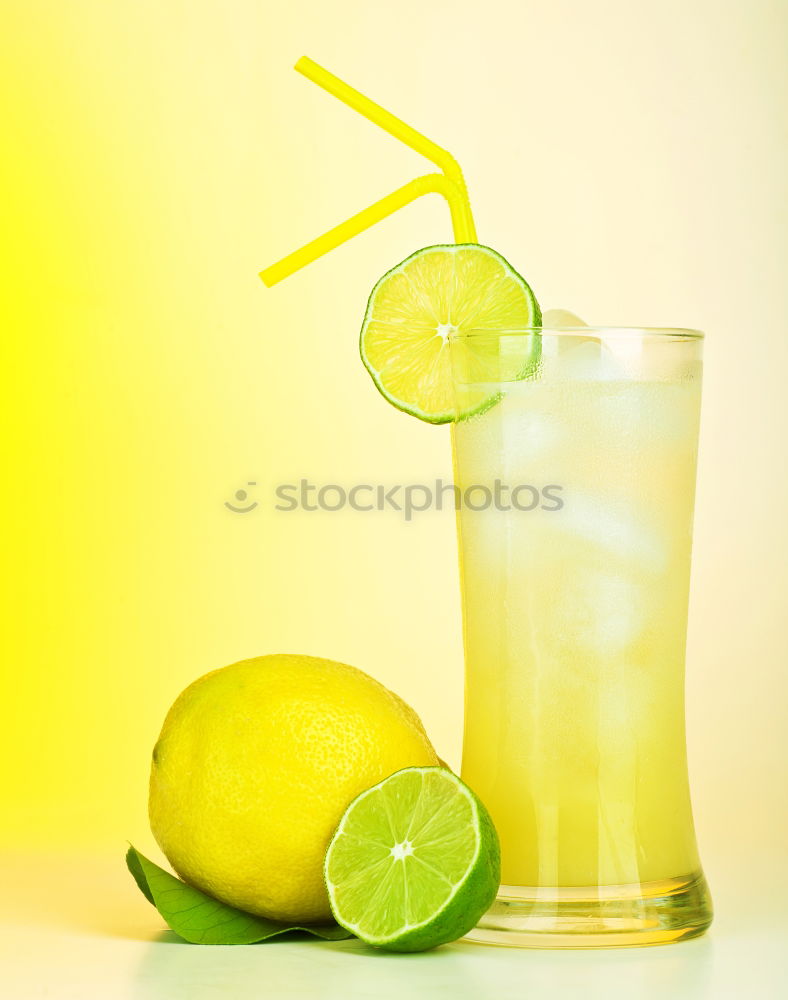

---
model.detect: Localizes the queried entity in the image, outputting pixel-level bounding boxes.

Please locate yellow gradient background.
[2,0,787,892]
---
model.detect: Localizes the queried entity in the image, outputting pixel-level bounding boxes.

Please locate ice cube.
[555,493,666,572]
[541,308,588,327]
[552,338,628,382]
[496,402,564,470]
[593,379,700,449]
[528,564,645,661]
[457,380,565,474]
[564,569,645,655]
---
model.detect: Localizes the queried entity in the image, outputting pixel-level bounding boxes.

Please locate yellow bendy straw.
[259,56,477,287]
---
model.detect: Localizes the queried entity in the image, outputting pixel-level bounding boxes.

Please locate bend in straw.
[294,57,476,242]
[260,57,477,285]
[260,174,468,287]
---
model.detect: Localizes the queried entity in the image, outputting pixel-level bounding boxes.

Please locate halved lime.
[324,766,500,952]
[360,244,541,423]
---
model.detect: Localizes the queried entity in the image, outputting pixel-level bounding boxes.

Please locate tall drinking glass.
[450,326,712,947]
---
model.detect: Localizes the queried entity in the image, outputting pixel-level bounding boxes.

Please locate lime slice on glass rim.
[324,766,500,952]
[360,244,541,423]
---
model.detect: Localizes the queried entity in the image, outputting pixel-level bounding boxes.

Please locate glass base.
[464,871,712,949]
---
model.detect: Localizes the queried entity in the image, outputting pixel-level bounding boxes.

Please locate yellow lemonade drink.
[452,327,712,945]
[261,56,712,947]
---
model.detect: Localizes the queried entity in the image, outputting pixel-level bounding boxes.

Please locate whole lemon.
[149,653,440,923]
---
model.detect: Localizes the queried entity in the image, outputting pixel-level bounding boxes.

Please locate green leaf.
[126,846,353,944]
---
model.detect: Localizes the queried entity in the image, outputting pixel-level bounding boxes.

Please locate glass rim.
[453,326,704,341]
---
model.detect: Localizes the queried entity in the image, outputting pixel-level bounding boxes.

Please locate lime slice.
[324,766,500,952]
[360,244,541,423]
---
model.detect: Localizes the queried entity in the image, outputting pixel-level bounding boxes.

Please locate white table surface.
[2,849,786,999]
